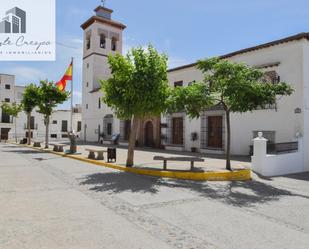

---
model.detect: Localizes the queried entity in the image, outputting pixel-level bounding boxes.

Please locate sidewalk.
[49,141,251,172]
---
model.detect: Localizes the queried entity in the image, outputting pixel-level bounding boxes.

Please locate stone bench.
[50,143,67,152]
[153,156,205,171]
[85,148,107,160]
[33,141,43,148]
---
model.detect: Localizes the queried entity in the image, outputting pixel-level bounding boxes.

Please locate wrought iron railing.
[250,141,299,155]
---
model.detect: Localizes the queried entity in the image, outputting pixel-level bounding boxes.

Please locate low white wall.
[252,133,305,177]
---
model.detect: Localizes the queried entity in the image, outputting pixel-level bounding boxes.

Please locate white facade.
[165,36,308,159]
[81,6,124,142]
[80,5,308,163]
[0,73,82,141]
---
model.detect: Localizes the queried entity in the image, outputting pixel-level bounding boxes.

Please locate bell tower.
[81,5,126,141]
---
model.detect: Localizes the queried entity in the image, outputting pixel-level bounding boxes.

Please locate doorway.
[207,116,223,148]
[1,128,11,140]
[172,117,184,145]
[144,121,154,147]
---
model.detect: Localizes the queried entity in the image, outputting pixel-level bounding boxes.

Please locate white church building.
[80,5,309,171]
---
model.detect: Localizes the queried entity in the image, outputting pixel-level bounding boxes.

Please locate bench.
[50,143,67,152]
[153,156,205,171]
[33,141,43,148]
[85,148,107,160]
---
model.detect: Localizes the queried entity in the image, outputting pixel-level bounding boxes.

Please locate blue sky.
[1,0,309,108]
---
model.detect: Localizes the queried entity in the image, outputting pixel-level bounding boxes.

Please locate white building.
[0,73,82,141]
[81,5,125,143]
[80,5,308,169]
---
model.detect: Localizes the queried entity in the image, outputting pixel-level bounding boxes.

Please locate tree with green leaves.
[37,80,69,148]
[101,45,170,167]
[1,102,23,143]
[169,57,294,170]
[21,83,40,145]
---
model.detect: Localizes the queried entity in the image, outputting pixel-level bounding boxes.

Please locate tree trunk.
[126,115,139,167]
[27,112,31,145]
[225,110,232,171]
[45,116,50,149]
[14,116,17,143]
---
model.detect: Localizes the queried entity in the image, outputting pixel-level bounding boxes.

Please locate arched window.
[100,34,106,49]
[111,37,117,51]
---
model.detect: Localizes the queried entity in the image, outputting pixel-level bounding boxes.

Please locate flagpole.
[70,57,74,132]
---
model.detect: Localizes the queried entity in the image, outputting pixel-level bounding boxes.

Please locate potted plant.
[190,132,198,153]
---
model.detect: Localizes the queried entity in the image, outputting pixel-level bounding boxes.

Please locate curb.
[10,143,252,181]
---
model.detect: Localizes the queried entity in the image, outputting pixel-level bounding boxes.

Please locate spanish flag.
[56,62,73,91]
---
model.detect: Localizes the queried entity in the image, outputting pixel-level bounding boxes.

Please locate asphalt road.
[1,143,309,249]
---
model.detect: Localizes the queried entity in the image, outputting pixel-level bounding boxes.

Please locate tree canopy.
[37,80,69,148]
[169,57,294,170]
[1,102,23,118]
[101,45,170,120]
[101,45,169,166]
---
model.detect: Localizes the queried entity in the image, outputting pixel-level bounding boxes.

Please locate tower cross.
[101,0,106,7]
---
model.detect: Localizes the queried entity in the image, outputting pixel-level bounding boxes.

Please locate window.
[100,34,106,48]
[107,123,112,136]
[86,36,91,50]
[51,134,57,138]
[86,104,88,109]
[52,120,57,124]
[98,98,101,109]
[103,114,113,139]
[62,134,68,138]
[87,63,89,69]
[77,121,82,132]
[1,113,10,123]
[174,81,183,87]
[86,82,89,87]
[5,84,10,90]
[30,116,35,130]
[61,120,68,132]
[4,98,10,103]
[111,38,117,51]
[262,71,280,84]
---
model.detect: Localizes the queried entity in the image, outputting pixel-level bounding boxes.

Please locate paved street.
[1,143,309,249]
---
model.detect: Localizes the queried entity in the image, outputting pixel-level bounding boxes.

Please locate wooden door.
[172,117,183,145]
[1,128,11,140]
[145,121,154,147]
[208,116,223,148]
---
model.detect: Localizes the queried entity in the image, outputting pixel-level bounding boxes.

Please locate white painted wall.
[302,41,309,171]
[0,75,82,141]
[81,10,124,142]
[252,134,305,177]
[167,40,306,155]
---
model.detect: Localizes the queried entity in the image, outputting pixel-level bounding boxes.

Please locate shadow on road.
[80,172,160,194]
[4,149,44,155]
[80,171,309,207]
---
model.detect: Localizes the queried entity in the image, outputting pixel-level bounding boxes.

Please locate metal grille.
[119,120,131,142]
[103,115,113,140]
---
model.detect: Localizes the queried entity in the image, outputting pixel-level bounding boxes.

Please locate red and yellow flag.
[56,62,73,91]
